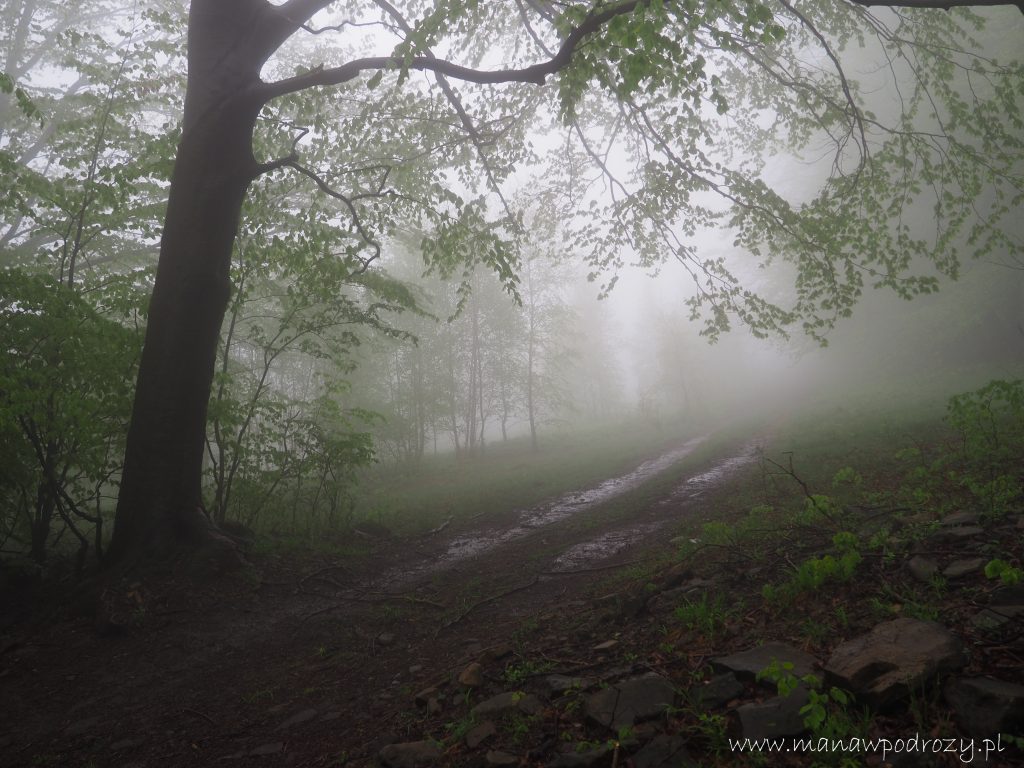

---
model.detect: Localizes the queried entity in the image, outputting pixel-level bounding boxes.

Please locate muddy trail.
[0,434,760,768]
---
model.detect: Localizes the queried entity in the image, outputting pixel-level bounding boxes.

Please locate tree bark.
[106,1,270,563]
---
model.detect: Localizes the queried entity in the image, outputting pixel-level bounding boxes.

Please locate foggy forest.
[1,0,1023,766]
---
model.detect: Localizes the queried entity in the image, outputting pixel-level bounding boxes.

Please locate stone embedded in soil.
[414,686,437,706]
[378,740,442,768]
[928,526,985,542]
[277,708,317,730]
[711,642,819,683]
[465,720,497,749]
[548,744,615,767]
[584,673,676,730]
[991,583,1024,606]
[824,618,966,710]
[945,677,1024,737]
[908,556,939,583]
[688,673,744,710]
[659,564,695,590]
[485,750,519,766]
[943,558,986,579]
[459,662,484,687]
[471,691,545,719]
[483,644,514,662]
[940,511,979,526]
[970,607,1021,630]
[734,686,811,740]
[545,674,596,696]
[632,734,694,768]
[377,632,396,646]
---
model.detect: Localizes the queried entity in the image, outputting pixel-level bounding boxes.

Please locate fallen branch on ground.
[437,576,540,634]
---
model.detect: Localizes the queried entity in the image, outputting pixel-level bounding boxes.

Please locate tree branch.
[260,0,645,102]
[844,0,1023,12]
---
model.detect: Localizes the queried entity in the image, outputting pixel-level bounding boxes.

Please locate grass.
[349,416,715,534]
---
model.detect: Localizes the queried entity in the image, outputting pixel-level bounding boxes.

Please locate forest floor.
[2,409,1023,768]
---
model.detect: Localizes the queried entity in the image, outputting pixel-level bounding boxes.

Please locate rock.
[377,632,396,646]
[991,584,1024,607]
[378,741,442,768]
[278,708,317,730]
[485,750,518,766]
[547,744,615,767]
[943,558,986,579]
[688,673,744,710]
[824,619,966,710]
[250,742,285,756]
[940,511,979,526]
[593,639,619,651]
[632,734,694,768]
[484,645,514,662]
[712,642,819,683]
[544,675,596,696]
[908,556,939,583]
[659,564,695,590]
[471,691,544,719]
[929,526,985,541]
[459,662,485,687]
[970,606,1024,630]
[584,673,676,730]
[945,677,1024,737]
[734,686,811,740]
[465,720,497,749]
[63,716,102,737]
[409,664,423,675]
[414,686,438,706]
[973,586,1024,630]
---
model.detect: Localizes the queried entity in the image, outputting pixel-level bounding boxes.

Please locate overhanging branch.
[260,0,645,102]
[845,0,1023,13]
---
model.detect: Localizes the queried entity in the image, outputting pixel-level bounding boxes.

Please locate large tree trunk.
[106,0,272,564]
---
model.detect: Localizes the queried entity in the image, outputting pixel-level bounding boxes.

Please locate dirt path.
[0,433,759,768]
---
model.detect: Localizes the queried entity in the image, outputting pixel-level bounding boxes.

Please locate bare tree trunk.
[107,0,270,564]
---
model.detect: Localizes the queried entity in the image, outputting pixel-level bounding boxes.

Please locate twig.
[428,516,453,535]
[302,591,447,620]
[438,576,540,634]
[542,559,642,576]
[181,707,216,726]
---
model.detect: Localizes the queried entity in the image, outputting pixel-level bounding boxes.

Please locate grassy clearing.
[350,417,720,534]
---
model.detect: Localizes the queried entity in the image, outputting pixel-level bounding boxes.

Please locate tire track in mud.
[370,434,761,593]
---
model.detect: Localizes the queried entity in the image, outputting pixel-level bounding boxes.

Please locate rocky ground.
[1,434,1022,768]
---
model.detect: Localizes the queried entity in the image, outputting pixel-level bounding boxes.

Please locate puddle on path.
[549,441,761,571]
[439,435,708,564]
[377,436,759,587]
[552,523,665,570]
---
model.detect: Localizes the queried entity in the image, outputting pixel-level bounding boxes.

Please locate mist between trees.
[0,0,1021,570]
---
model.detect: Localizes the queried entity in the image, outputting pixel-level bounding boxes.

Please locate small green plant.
[763,532,862,607]
[503,658,553,684]
[758,662,867,766]
[674,592,731,641]
[985,558,1022,586]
